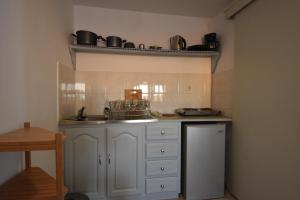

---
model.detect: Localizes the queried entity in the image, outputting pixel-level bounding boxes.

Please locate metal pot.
[72,30,102,46]
[124,42,135,48]
[138,44,145,49]
[102,36,126,47]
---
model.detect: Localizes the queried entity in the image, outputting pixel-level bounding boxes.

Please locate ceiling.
[73,0,232,18]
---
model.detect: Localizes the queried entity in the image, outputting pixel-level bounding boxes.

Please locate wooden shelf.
[69,45,221,73]
[0,167,67,200]
[0,127,56,152]
[0,122,66,200]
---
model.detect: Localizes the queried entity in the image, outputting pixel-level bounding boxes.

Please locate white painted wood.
[146,177,178,194]
[146,160,178,176]
[146,123,179,140]
[64,128,106,200]
[63,122,182,200]
[145,122,182,198]
[107,125,144,197]
[146,142,178,158]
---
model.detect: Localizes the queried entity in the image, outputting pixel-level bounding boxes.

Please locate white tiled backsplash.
[212,69,233,117]
[58,63,76,119]
[75,71,211,114]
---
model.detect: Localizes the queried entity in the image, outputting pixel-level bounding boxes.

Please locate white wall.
[0,0,73,183]
[76,53,211,73]
[74,6,211,49]
[74,6,212,73]
[210,13,235,117]
[231,0,300,199]
[209,13,234,73]
[0,0,26,184]
[73,6,214,113]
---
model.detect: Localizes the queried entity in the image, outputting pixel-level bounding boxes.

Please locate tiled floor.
[171,192,237,200]
[215,192,236,200]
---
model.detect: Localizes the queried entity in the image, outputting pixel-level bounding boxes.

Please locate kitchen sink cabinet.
[107,126,144,198]
[62,122,181,200]
[64,128,106,200]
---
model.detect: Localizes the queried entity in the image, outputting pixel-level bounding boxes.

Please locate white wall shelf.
[69,45,221,73]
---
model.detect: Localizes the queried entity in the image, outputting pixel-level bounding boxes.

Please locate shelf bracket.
[211,53,221,73]
[69,46,76,70]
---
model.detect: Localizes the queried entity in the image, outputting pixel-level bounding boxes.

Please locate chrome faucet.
[77,106,86,121]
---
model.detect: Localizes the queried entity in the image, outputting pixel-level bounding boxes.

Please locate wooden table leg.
[24,122,31,170]
[25,151,31,170]
[55,133,64,200]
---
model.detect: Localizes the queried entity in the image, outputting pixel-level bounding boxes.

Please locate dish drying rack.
[108,99,151,119]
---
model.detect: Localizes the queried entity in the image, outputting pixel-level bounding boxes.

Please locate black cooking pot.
[102,36,126,47]
[124,42,135,48]
[72,30,102,46]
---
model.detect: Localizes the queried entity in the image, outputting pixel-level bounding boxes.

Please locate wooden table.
[0,122,67,200]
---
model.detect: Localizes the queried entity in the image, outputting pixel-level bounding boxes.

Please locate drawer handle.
[160,184,165,189]
[160,149,165,153]
[161,130,165,135]
[160,167,165,171]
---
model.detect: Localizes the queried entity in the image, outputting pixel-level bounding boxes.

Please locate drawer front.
[146,177,177,194]
[146,143,178,158]
[146,124,179,140]
[146,160,178,176]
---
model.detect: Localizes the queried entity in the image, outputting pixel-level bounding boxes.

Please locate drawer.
[146,160,178,176]
[146,177,177,194]
[146,143,178,158]
[146,124,179,140]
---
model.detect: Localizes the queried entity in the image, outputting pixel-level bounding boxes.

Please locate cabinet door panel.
[107,126,144,197]
[64,128,106,200]
[114,133,137,189]
[73,134,98,192]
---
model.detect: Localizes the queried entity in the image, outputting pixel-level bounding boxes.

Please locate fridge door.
[184,124,225,200]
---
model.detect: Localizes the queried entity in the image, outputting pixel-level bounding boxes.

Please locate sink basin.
[64,115,108,121]
[84,115,108,121]
[61,114,158,125]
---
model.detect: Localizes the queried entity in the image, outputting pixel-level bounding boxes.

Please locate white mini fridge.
[182,124,226,200]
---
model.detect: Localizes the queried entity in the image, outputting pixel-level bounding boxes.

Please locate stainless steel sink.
[60,115,158,125]
[84,115,108,121]
[63,115,108,121]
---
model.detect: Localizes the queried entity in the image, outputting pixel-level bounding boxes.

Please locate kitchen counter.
[159,114,232,122]
[60,114,231,200]
[59,114,232,126]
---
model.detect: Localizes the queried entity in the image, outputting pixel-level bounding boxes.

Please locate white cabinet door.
[64,128,106,200]
[107,125,144,197]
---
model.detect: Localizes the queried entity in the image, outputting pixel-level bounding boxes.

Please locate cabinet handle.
[160,149,165,153]
[98,155,101,165]
[160,167,165,171]
[160,184,165,189]
[161,130,165,135]
[108,153,111,164]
